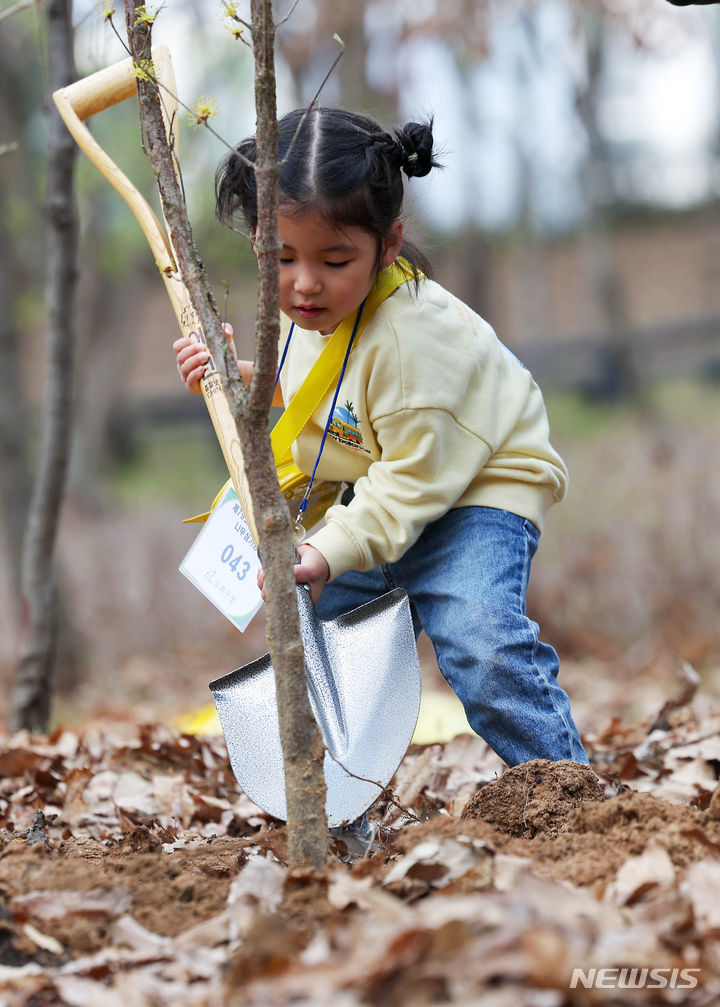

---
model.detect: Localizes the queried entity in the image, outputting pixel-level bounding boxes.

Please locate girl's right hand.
[173,324,238,394]
[173,336,210,394]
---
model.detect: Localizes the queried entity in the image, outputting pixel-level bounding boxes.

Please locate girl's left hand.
[294,544,330,602]
[256,543,330,604]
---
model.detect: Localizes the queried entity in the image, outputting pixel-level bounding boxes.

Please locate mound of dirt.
[462,758,607,837]
[4,724,720,1004]
[382,759,720,896]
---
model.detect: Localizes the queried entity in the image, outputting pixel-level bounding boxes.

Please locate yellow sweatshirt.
[278,278,568,580]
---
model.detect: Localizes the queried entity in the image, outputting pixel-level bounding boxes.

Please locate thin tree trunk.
[125,0,327,869]
[11,0,78,733]
[0,26,39,606]
[247,0,329,868]
[0,195,33,599]
[575,8,646,406]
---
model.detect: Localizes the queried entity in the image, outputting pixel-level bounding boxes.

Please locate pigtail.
[395,119,438,179]
[215,138,258,231]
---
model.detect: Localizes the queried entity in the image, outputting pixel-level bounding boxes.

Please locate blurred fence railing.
[516,314,720,394]
[110,313,720,446]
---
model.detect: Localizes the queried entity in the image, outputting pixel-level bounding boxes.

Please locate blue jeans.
[316,506,588,768]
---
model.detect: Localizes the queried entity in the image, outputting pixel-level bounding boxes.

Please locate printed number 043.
[221,544,251,580]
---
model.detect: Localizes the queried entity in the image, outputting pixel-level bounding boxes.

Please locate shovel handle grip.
[53,52,139,119]
[52,48,259,542]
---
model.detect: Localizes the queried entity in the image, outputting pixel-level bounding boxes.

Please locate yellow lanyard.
[270,259,415,466]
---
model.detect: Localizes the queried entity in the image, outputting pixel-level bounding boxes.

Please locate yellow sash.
[187,259,414,529]
[270,258,414,467]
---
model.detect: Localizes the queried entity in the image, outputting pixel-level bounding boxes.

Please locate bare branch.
[124,3,243,409]
[280,33,345,166]
[217,215,252,240]
[276,0,301,28]
[220,0,251,29]
[107,10,254,165]
[0,0,42,24]
[325,750,423,824]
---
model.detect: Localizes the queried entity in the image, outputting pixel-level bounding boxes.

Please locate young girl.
[175,106,588,770]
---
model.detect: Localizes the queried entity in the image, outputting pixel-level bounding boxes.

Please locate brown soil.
[4,757,720,959]
[0,832,249,955]
[463,758,607,836]
[377,760,720,898]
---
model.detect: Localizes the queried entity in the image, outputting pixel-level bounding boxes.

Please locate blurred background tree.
[1,0,719,731]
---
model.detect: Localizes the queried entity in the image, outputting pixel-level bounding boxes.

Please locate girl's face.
[277,210,402,335]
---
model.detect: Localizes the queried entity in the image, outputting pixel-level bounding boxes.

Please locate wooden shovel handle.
[52,46,258,541]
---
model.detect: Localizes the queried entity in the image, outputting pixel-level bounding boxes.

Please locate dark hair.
[215,106,440,280]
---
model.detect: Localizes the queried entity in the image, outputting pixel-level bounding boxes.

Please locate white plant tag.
[179,483,263,632]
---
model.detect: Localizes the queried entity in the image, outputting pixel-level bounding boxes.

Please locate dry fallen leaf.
[383,835,490,893]
[2,681,720,1005]
[606,843,676,906]
[682,858,720,932]
[11,886,133,922]
[22,922,64,955]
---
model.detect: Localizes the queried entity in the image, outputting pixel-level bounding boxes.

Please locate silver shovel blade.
[209,586,421,828]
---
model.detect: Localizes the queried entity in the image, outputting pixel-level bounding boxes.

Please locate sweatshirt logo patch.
[328,400,370,452]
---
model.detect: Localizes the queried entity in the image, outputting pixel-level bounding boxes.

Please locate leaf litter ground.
[3,677,720,1005]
